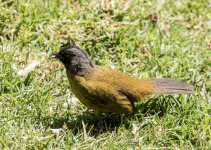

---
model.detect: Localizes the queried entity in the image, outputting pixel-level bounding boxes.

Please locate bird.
[52,45,193,114]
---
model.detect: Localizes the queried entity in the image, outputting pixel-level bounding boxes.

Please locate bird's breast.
[66,71,99,109]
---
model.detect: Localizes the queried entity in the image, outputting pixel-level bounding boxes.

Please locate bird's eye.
[70,53,76,57]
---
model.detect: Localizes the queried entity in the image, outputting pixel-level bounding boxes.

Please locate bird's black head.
[52,46,87,63]
[52,46,94,74]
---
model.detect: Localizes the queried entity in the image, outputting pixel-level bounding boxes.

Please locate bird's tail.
[147,78,193,94]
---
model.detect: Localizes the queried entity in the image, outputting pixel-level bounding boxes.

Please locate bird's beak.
[51,52,60,59]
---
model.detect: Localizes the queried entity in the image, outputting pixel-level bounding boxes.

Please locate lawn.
[0,0,211,149]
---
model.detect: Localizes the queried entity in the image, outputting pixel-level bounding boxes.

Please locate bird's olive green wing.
[80,80,135,114]
[91,67,155,101]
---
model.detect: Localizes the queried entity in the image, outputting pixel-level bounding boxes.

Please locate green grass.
[0,0,211,149]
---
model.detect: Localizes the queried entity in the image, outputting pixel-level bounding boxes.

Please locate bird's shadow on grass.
[135,95,182,116]
[50,112,125,137]
[49,95,181,137]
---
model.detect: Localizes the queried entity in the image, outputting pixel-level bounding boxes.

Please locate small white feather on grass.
[17,60,41,77]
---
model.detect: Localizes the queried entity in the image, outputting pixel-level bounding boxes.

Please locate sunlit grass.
[0,0,211,149]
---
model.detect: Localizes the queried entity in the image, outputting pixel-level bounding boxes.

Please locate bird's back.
[82,67,156,101]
